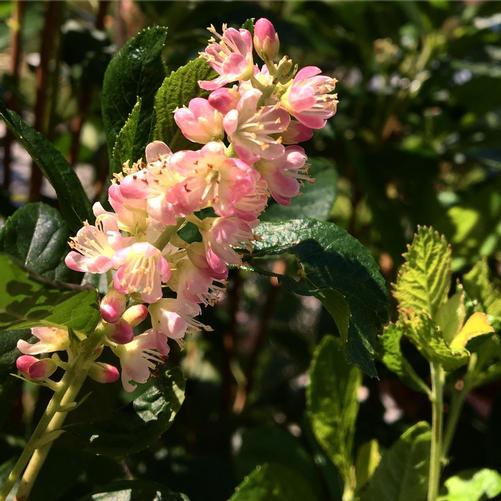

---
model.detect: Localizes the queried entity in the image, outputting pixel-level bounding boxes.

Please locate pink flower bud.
[16,355,57,380]
[89,362,120,384]
[108,319,134,344]
[254,18,279,61]
[282,121,314,144]
[100,289,127,323]
[208,87,239,114]
[122,304,149,327]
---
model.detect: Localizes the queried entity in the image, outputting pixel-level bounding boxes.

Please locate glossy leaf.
[153,57,215,151]
[252,218,388,375]
[362,422,431,501]
[394,226,451,319]
[0,103,92,232]
[0,203,78,283]
[102,26,168,162]
[0,253,99,333]
[307,336,361,482]
[230,463,316,501]
[441,469,501,501]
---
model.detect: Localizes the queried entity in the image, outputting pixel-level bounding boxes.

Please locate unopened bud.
[122,304,149,327]
[16,355,57,380]
[89,362,120,384]
[108,319,134,344]
[254,18,279,61]
[100,289,127,323]
[276,56,295,83]
[208,87,239,114]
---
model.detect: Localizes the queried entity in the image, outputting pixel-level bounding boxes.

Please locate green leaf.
[65,363,185,457]
[355,440,381,490]
[230,463,317,501]
[394,226,451,319]
[0,253,99,333]
[381,322,429,394]
[102,26,168,163]
[463,259,501,318]
[362,422,431,501]
[435,288,466,344]
[0,329,31,377]
[0,104,92,232]
[252,218,388,375]
[403,314,469,371]
[0,203,78,283]
[110,98,142,174]
[307,336,361,482]
[78,480,189,501]
[262,158,337,222]
[153,57,215,151]
[441,469,501,501]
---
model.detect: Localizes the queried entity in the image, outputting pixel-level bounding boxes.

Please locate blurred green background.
[0,1,500,500]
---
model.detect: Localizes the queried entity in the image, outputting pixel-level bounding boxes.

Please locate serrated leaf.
[394,226,451,319]
[307,336,361,483]
[403,314,468,371]
[252,218,388,375]
[0,203,79,283]
[441,469,501,501]
[79,480,189,501]
[449,312,494,352]
[0,253,99,333]
[0,103,92,232]
[230,463,317,501]
[463,259,501,318]
[64,364,185,457]
[111,98,142,174]
[102,26,168,165]
[355,440,381,490]
[381,322,429,393]
[153,57,215,151]
[362,422,431,501]
[262,158,337,222]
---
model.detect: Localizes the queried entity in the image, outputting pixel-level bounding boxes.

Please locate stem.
[154,218,184,250]
[428,362,445,501]
[0,327,105,501]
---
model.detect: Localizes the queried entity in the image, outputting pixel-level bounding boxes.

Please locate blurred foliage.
[0,1,500,500]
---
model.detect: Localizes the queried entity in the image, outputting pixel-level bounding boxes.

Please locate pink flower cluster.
[17,19,338,392]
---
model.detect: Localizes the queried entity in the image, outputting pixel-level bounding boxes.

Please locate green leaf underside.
[230,463,317,501]
[0,254,99,334]
[262,158,337,222]
[0,103,92,232]
[79,480,189,501]
[111,98,142,174]
[0,202,78,283]
[65,364,185,457]
[381,323,429,393]
[102,26,168,165]
[154,57,215,151]
[307,336,361,480]
[441,469,501,501]
[362,422,431,501]
[252,218,388,375]
[394,226,451,319]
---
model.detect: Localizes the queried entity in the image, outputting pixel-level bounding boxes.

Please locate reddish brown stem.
[2,0,25,190]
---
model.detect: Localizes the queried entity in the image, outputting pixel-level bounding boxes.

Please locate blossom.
[17,326,69,356]
[282,120,313,144]
[199,25,254,90]
[256,146,309,205]
[254,18,279,61]
[208,87,240,114]
[280,66,338,129]
[89,362,120,383]
[100,289,127,323]
[145,140,172,163]
[112,242,171,303]
[223,89,290,164]
[174,98,224,144]
[16,355,57,381]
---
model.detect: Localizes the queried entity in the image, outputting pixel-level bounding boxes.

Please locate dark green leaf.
[0,329,31,377]
[307,336,361,482]
[230,463,317,501]
[0,203,78,283]
[0,253,99,333]
[0,103,92,232]
[153,58,215,151]
[102,26,168,164]
[251,218,388,375]
[262,158,337,222]
[362,422,431,501]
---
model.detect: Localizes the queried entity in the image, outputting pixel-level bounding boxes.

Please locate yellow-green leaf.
[449,312,494,352]
[355,440,381,490]
[435,287,466,344]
